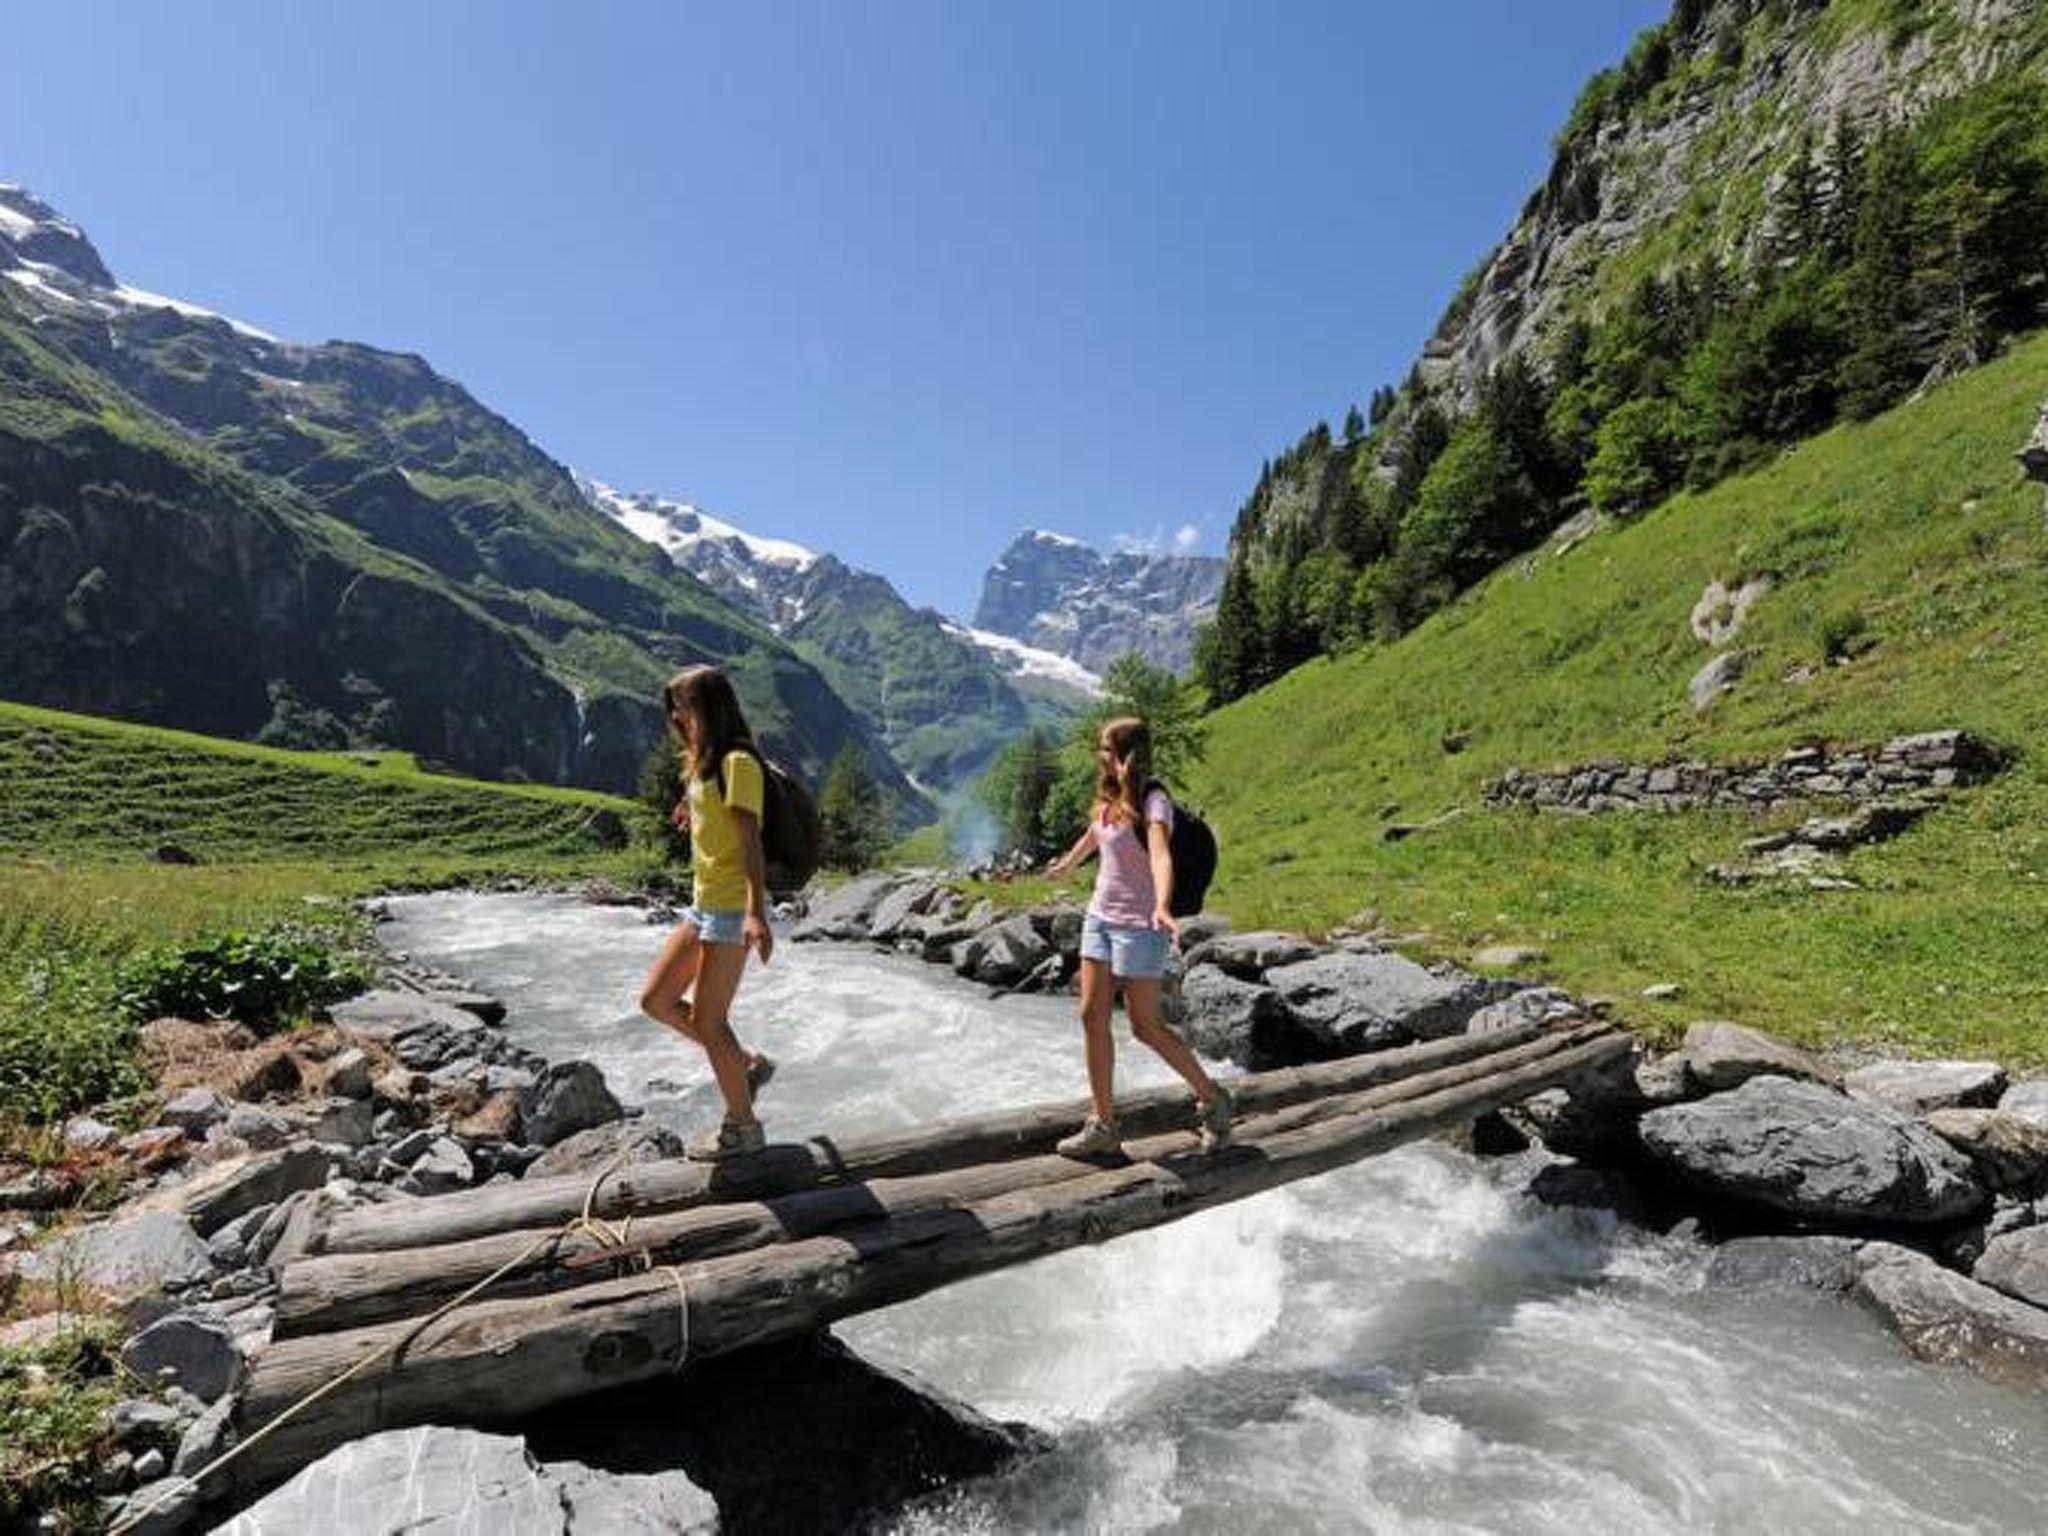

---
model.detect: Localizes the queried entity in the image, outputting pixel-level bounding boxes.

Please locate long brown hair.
[1091,715,1153,827]
[662,665,757,788]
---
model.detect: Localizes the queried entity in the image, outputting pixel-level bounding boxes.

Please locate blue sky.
[3,0,1666,615]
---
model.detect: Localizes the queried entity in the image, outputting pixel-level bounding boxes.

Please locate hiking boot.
[746,1052,777,1103]
[1056,1116,1123,1159]
[1196,1087,1236,1153]
[685,1117,766,1162]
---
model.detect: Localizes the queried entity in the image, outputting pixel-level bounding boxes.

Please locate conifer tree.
[818,744,889,872]
[1840,132,1921,418]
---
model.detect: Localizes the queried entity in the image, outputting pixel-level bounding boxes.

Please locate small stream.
[377,891,2048,1533]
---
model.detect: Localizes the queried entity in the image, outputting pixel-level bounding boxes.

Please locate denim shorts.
[679,906,747,946]
[1080,913,1169,980]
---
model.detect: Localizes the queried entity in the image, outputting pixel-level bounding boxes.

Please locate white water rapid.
[376,892,2048,1534]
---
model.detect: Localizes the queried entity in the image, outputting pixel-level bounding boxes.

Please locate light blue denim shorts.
[680,906,747,946]
[1080,912,1169,980]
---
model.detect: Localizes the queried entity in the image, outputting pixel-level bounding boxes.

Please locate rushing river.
[377,892,2048,1533]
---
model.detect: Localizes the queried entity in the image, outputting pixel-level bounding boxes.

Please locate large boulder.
[1974,1224,2048,1309]
[128,1145,331,1238]
[1264,951,1502,1052]
[865,878,944,943]
[1669,1021,1828,1092]
[1705,1235,1863,1293]
[214,1426,717,1534]
[17,1211,215,1299]
[1465,986,1580,1036]
[527,1121,686,1180]
[120,1311,241,1402]
[329,992,501,1073]
[1852,1242,2048,1391]
[1637,1076,1986,1226]
[951,916,1053,988]
[1180,930,1320,981]
[520,1062,624,1148]
[1997,1079,2048,1131]
[1919,1109,2048,1195]
[524,1331,1040,1533]
[791,872,912,942]
[1176,966,1320,1070]
[1845,1059,2007,1115]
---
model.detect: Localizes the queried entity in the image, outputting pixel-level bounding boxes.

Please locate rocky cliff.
[973,530,1223,675]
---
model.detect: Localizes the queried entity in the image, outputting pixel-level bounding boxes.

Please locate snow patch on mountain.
[587,480,818,572]
[943,623,1102,696]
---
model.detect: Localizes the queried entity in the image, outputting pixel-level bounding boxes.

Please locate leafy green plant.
[116,924,368,1033]
[1817,605,1873,663]
[0,1319,124,1530]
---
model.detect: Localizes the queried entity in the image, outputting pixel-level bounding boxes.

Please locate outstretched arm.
[1045,823,1098,880]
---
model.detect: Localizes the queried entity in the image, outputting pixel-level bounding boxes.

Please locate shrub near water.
[115,925,369,1035]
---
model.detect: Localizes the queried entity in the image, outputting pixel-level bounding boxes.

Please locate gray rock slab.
[952,915,1052,988]
[1465,986,1580,1035]
[1688,649,1750,712]
[1998,1079,2048,1131]
[1181,930,1320,981]
[791,871,913,942]
[114,1475,198,1536]
[1265,950,1498,1052]
[866,877,944,942]
[1176,966,1313,1070]
[120,1312,241,1402]
[1852,1241,2048,1390]
[402,1138,475,1195]
[18,1211,215,1298]
[222,1103,294,1151]
[1671,1021,1828,1092]
[145,1145,331,1238]
[158,1089,227,1135]
[1638,1076,1986,1226]
[520,1061,624,1147]
[1920,1108,2048,1195]
[526,1120,685,1180]
[1846,1058,2008,1115]
[1974,1225,2048,1310]
[1706,1235,1864,1293]
[212,1426,716,1534]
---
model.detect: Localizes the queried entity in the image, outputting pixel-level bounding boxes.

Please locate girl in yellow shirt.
[638,664,777,1160]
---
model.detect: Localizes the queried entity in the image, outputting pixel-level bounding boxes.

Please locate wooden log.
[230,1029,1627,1490]
[303,1018,1575,1258]
[273,1022,1613,1336]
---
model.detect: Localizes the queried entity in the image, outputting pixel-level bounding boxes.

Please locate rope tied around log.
[109,1149,694,1534]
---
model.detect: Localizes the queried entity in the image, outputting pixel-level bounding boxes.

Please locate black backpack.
[721,750,824,894]
[1143,778,1218,917]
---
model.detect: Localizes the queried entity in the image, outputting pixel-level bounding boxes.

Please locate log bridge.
[226,1019,1629,1492]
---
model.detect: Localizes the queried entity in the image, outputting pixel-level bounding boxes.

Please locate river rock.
[1638,1077,1986,1226]
[1851,1241,2048,1390]
[402,1137,476,1195]
[330,992,500,1072]
[1465,986,1580,1035]
[1974,1225,2048,1310]
[1705,1234,1864,1293]
[136,1144,331,1237]
[1181,930,1320,981]
[1845,1059,2007,1115]
[1919,1109,2048,1194]
[1264,951,1500,1052]
[292,1095,375,1149]
[17,1211,215,1298]
[1177,966,1319,1070]
[952,915,1052,987]
[1997,1079,2048,1131]
[158,1088,227,1135]
[520,1061,624,1147]
[172,1394,234,1477]
[120,1311,241,1402]
[1669,1021,1828,1092]
[223,1103,294,1151]
[524,1331,1039,1533]
[66,1115,123,1152]
[213,1425,717,1534]
[866,878,944,942]
[792,871,912,942]
[427,988,510,1026]
[527,1121,686,1180]
[113,1476,198,1536]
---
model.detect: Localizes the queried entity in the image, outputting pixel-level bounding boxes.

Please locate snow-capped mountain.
[975,531,1224,675]
[0,184,276,340]
[589,481,1094,789]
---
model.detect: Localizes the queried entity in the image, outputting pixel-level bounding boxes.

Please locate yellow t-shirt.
[688,749,765,910]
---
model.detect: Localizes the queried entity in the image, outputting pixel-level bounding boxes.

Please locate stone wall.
[1486,730,2003,816]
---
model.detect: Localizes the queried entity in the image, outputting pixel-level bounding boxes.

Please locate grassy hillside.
[0,700,646,1123]
[1186,329,2048,1064]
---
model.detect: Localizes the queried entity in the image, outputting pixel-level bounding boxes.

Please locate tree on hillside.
[1096,652,1208,781]
[636,733,689,861]
[1197,560,1263,706]
[1389,399,1452,514]
[1342,404,1366,443]
[818,744,889,873]
[1584,396,1687,517]
[1840,132,1922,418]
[976,728,1061,861]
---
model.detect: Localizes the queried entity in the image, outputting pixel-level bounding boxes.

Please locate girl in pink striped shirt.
[1046,716,1234,1158]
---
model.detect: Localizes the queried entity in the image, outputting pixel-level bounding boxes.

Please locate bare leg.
[689,941,758,1123]
[639,921,707,1044]
[1124,977,1219,1102]
[1078,957,1117,1122]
